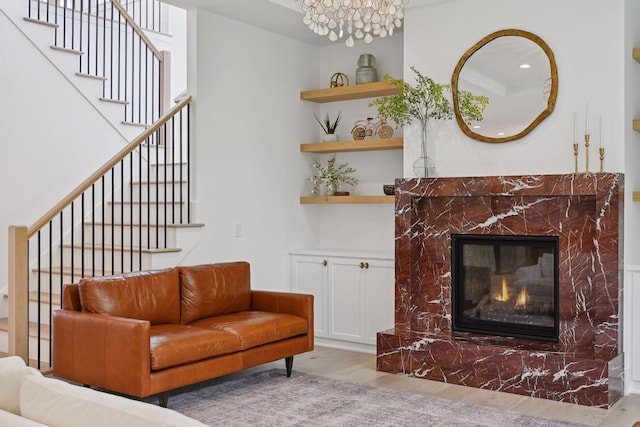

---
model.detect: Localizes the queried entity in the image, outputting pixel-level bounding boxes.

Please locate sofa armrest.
[52,310,152,398]
[251,291,314,348]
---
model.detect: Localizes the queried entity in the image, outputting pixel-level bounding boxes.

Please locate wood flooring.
[267,346,640,427]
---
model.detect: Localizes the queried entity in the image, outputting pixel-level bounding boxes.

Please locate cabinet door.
[291,256,328,338]
[328,259,364,342]
[363,259,395,345]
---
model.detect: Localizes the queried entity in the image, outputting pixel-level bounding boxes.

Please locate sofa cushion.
[179,262,251,324]
[150,324,241,371]
[0,409,49,427]
[190,311,308,350]
[0,364,42,415]
[20,375,208,427]
[79,268,180,324]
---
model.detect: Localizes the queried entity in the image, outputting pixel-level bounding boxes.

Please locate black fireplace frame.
[451,234,560,342]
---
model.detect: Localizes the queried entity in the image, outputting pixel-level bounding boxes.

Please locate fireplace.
[451,234,559,342]
[377,173,623,408]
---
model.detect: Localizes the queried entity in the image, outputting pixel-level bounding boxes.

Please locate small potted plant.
[311,154,359,196]
[314,111,342,142]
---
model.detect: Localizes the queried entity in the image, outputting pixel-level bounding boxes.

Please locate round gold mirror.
[452,29,558,143]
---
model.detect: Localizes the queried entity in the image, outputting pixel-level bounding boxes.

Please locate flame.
[494,277,510,302]
[515,287,528,308]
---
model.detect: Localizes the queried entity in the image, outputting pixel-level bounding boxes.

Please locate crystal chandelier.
[298,0,405,47]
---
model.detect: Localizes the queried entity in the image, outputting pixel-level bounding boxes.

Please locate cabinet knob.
[360,262,369,269]
[322,260,327,267]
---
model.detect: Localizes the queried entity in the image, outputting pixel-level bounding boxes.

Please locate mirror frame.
[452,29,558,143]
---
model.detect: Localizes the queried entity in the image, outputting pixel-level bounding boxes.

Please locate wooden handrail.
[27,96,192,237]
[112,0,164,61]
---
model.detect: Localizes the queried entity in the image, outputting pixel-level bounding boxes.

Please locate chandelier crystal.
[298,0,405,47]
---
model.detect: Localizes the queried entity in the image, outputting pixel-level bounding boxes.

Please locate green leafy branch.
[369,66,489,127]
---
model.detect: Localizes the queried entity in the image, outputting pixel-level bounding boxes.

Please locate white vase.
[322,134,339,142]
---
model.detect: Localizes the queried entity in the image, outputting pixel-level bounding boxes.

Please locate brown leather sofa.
[52,262,313,406]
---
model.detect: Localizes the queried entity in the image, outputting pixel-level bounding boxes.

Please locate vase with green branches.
[311,154,359,196]
[314,112,342,142]
[369,66,489,177]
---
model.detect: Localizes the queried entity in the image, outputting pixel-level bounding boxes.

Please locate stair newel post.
[160,50,171,117]
[8,226,29,363]
[159,51,171,147]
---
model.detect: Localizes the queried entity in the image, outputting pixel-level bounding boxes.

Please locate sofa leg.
[285,356,293,377]
[158,392,169,408]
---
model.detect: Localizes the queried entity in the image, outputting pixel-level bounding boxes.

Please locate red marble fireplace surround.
[376,173,624,407]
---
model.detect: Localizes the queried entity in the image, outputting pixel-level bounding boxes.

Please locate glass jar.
[355,54,377,85]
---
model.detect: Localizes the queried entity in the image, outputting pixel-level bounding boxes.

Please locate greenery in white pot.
[369,66,489,177]
[314,112,342,142]
[311,154,359,196]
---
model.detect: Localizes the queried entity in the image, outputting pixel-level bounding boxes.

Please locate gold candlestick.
[573,143,579,173]
[584,134,590,173]
[599,147,605,172]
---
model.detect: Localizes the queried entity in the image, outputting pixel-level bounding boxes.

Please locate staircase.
[1,0,201,368]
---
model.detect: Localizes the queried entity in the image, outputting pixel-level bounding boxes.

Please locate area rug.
[168,369,587,427]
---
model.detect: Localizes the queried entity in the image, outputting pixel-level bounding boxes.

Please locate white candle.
[585,103,589,135]
[600,115,603,148]
[573,113,577,143]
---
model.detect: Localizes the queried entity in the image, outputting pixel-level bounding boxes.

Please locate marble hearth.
[377,173,623,407]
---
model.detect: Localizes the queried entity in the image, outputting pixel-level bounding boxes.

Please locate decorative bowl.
[383,184,395,196]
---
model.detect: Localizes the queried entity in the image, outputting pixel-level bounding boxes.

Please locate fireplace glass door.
[451,234,559,342]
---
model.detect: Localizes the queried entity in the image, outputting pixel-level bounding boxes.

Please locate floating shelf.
[300,81,400,103]
[300,137,403,153]
[634,48,640,64]
[300,195,394,204]
[634,119,640,132]
[634,192,640,202]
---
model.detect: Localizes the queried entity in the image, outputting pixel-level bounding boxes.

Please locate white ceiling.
[162,0,451,46]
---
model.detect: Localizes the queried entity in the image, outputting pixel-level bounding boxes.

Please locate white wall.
[0,3,129,313]
[180,9,318,290]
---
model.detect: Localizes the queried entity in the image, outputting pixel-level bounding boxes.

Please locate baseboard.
[314,338,376,355]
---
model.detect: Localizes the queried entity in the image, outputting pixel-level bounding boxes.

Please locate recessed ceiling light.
[472,125,481,129]
[519,64,531,69]
[498,132,505,136]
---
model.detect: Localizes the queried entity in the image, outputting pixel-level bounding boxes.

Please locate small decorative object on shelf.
[314,111,342,142]
[330,72,349,88]
[351,117,394,140]
[383,184,395,195]
[355,54,377,84]
[311,154,359,196]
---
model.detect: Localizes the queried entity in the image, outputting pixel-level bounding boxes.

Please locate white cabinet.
[290,255,329,338]
[290,250,394,349]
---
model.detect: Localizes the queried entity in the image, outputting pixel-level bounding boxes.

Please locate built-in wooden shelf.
[300,81,400,103]
[633,119,640,132]
[300,137,403,153]
[634,48,640,64]
[633,191,640,202]
[300,195,394,204]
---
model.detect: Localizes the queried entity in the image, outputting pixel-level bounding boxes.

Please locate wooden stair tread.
[84,222,204,228]
[107,200,186,205]
[0,318,50,340]
[32,266,120,276]
[2,292,61,304]
[99,97,129,105]
[62,243,181,253]
[130,180,188,185]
